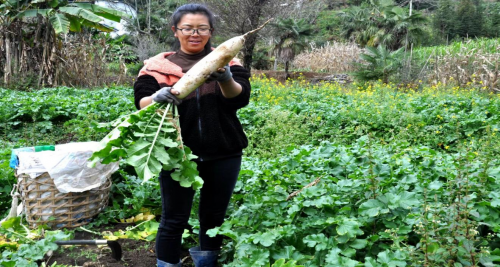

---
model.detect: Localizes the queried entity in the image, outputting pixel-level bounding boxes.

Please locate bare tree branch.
[201,0,325,70]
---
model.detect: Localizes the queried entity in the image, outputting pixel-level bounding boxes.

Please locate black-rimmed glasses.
[176,28,212,36]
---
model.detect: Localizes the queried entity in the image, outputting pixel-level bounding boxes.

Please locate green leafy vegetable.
[89,102,203,189]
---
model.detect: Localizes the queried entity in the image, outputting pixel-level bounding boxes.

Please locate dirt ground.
[46,223,194,267]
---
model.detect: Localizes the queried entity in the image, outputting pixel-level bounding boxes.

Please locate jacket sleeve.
[217,65,251,110]
[133,75,160,110]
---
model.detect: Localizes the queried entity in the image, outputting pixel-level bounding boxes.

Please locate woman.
[133,3,251,267]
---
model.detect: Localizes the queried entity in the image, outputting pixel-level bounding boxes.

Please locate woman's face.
[172,13,212,54]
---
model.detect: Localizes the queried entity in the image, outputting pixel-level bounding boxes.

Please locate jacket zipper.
[196,87,203,161]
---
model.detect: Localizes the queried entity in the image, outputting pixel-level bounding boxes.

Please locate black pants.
[155,156,241,264]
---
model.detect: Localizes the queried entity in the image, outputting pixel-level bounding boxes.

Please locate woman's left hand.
[206,65,232,83]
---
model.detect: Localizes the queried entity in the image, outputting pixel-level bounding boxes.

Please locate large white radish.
[173,19,272,99]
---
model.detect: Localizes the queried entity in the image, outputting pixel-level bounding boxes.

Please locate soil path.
[46,223,193,267]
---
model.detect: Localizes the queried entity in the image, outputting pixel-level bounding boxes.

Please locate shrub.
[240,105,312,158]
[131,35,169,63]
[127,62,143,77]
[352,45,404,83]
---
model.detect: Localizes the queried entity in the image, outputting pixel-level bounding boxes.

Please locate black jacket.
[133,65,251,161]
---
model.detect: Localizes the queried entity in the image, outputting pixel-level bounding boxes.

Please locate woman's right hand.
[152,87,182,105]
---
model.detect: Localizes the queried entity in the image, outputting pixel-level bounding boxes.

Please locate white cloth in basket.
[17,142,119,193]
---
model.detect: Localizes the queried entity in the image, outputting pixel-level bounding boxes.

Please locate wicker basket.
[17,172,112,229]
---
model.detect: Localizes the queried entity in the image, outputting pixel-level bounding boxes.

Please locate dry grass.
[57,34,109,88]
[415,40,500,92]
[292,41,363,73]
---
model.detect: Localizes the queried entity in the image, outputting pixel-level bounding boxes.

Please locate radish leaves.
[89,103,203,190]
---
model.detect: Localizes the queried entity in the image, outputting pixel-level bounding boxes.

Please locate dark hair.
[170,4,215,54]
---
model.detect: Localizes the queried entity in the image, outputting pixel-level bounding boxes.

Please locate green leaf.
[214,223,238,240]
[2,0,18,8]
[0,261,17,267]
[16,9,52,18]
[67,14,82,32]
[364,257,378,267]
[1,217,26,234]
[428,180,443,190]
[74,2,127,22]
[479,255,498,267]
[59,6,102,23]
[44,230,71,242]
[337,218,363,238]
[272,246,303,262]
[272,259,286,267]
[489,192,500,207]
[153,146,170,165]
[81,19,114,32]
[49,13,70,34]
[206,228,219,238]
[170,160,203,189]
[373,163,391,176]
[340,247,356,257]
[252,231,277,247]
[240,247,270,266]
[325,248,341,262]
[349,239,368,249]
[271,259,303,267]
[427,242,439,253]
[487,166,500,181]
[158,137,178,147]
[325,248,359,267]
[102,148,127,164]
[126,139,162,181]
[359,199,385,217]
[49,0,59,8]
[99,125,125,149]
[377,250,407,266]
[397,191,420,209]
[126,139,151,156]
[303,234,328,251]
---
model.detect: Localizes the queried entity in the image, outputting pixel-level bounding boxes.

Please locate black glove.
[152,87,182,105]
[206,65,232,83]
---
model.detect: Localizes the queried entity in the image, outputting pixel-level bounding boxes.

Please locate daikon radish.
[174,19,272,99]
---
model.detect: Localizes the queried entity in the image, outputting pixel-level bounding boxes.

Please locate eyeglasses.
[176,28,212,36]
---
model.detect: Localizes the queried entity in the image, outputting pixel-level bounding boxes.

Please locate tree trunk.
[243,34,258,72]
[241,0,269,72]
[135,0,141,31]
[285,60,290,80]
[34,15,43,46]
[147,0,151,32]
[383,70,389,84]
[3,34,11,85]
[18,24,26,74]
[38,22,51,87]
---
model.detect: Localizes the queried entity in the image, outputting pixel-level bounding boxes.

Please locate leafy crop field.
[412,38,500,60]
[1,77,500,266]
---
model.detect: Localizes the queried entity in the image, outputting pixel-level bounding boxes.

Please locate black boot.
[157,259,181,267]
[189,247,219,267]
